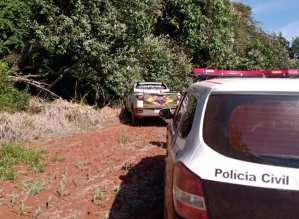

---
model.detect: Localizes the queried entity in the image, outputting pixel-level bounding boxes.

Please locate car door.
[164,92,188,219]
[168,92,197,158]
[165,92,198,218]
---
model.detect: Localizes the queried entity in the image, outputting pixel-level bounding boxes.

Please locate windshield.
[203,94,299,168]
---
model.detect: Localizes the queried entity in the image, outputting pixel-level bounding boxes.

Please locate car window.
[203,94,299,168]
[178,93,197,138]
[172,93,197,138]
[173,93,187,131]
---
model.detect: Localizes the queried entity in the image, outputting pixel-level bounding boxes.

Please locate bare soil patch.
[0,117,167,219]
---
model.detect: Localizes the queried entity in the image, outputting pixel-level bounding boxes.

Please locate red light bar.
[191,68,299,82]
[192,68,299,76]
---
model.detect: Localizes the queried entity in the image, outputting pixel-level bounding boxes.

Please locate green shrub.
[0,142,46,180]
[0,62,30,112]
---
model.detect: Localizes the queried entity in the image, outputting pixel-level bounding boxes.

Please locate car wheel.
[131,106,137,125]
[121,102,130,118]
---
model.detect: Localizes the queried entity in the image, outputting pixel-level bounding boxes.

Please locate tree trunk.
[46,59,86,90]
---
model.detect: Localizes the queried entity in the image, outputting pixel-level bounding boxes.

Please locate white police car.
[160,68,299,219]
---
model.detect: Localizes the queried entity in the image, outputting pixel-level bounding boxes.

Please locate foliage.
[8,0,191,106]
[220,3,262,69]
[0,0,298,110]
[289,37,299,59]
[218,3,299,70]
[0,142,46,180]
[230,3,256,57]
[0,0,31,58]
[119,133,130,144]
[0,61,30,112]
[102,35,192,102]
[155,0,234,67]
[242,33,298,70]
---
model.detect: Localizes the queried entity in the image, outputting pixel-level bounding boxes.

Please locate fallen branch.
[8,76,60,99]
[46,59,87,90]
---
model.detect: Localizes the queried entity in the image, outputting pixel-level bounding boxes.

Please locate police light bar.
[192,68,299,77]
[191,68,299,82]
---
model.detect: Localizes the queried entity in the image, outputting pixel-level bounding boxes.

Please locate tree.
[102,35,192,101]
[0,0,31,58]
[219,2,297,70]
[9,0,191,106]
[0,61,30,112]
[289,37,299,59]
[4,0,298,110]
[154,0,234,67]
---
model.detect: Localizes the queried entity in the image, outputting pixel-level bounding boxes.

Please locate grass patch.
[0,142,46,180]
[119,133,130,144]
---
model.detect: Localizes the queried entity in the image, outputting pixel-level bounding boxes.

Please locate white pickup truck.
[122,82,181,125]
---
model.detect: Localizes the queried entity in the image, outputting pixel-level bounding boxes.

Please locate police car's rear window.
[203,94,299,168]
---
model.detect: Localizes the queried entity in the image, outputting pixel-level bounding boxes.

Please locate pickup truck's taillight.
[137,95,143,100]
[173,162,208,219]
[177,94,181,100]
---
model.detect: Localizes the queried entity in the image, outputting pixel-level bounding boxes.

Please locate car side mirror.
[159,108,173,119]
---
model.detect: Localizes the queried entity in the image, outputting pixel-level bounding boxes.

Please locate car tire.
[131,106,137,125]
[121,102,130,118]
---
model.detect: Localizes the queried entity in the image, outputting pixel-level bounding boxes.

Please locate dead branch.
[13,74,42,79]
[8,75,60,99]
[36,64,56,74]
[46,59,87,90]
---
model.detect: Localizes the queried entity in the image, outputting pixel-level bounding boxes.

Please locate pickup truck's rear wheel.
[121,102,130,118]
[131,106,137,125]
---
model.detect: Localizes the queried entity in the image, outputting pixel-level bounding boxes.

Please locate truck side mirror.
[159,108,173,119]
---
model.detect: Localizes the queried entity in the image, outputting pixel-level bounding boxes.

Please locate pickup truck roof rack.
[192,68,299,82]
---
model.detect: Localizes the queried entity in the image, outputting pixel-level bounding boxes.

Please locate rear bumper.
[203,179,299,219]
[135,108,176,118]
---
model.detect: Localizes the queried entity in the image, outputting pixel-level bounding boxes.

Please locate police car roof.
[192,78,299,93]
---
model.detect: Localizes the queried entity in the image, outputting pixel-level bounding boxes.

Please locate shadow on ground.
[150,141,166,148]
[108,155,165,219]
[119,110,168,127]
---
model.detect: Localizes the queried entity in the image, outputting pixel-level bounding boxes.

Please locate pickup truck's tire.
[131,106,138,125]
[121,102,131,118]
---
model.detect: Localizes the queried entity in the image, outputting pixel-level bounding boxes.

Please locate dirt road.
[0,118,167,219]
